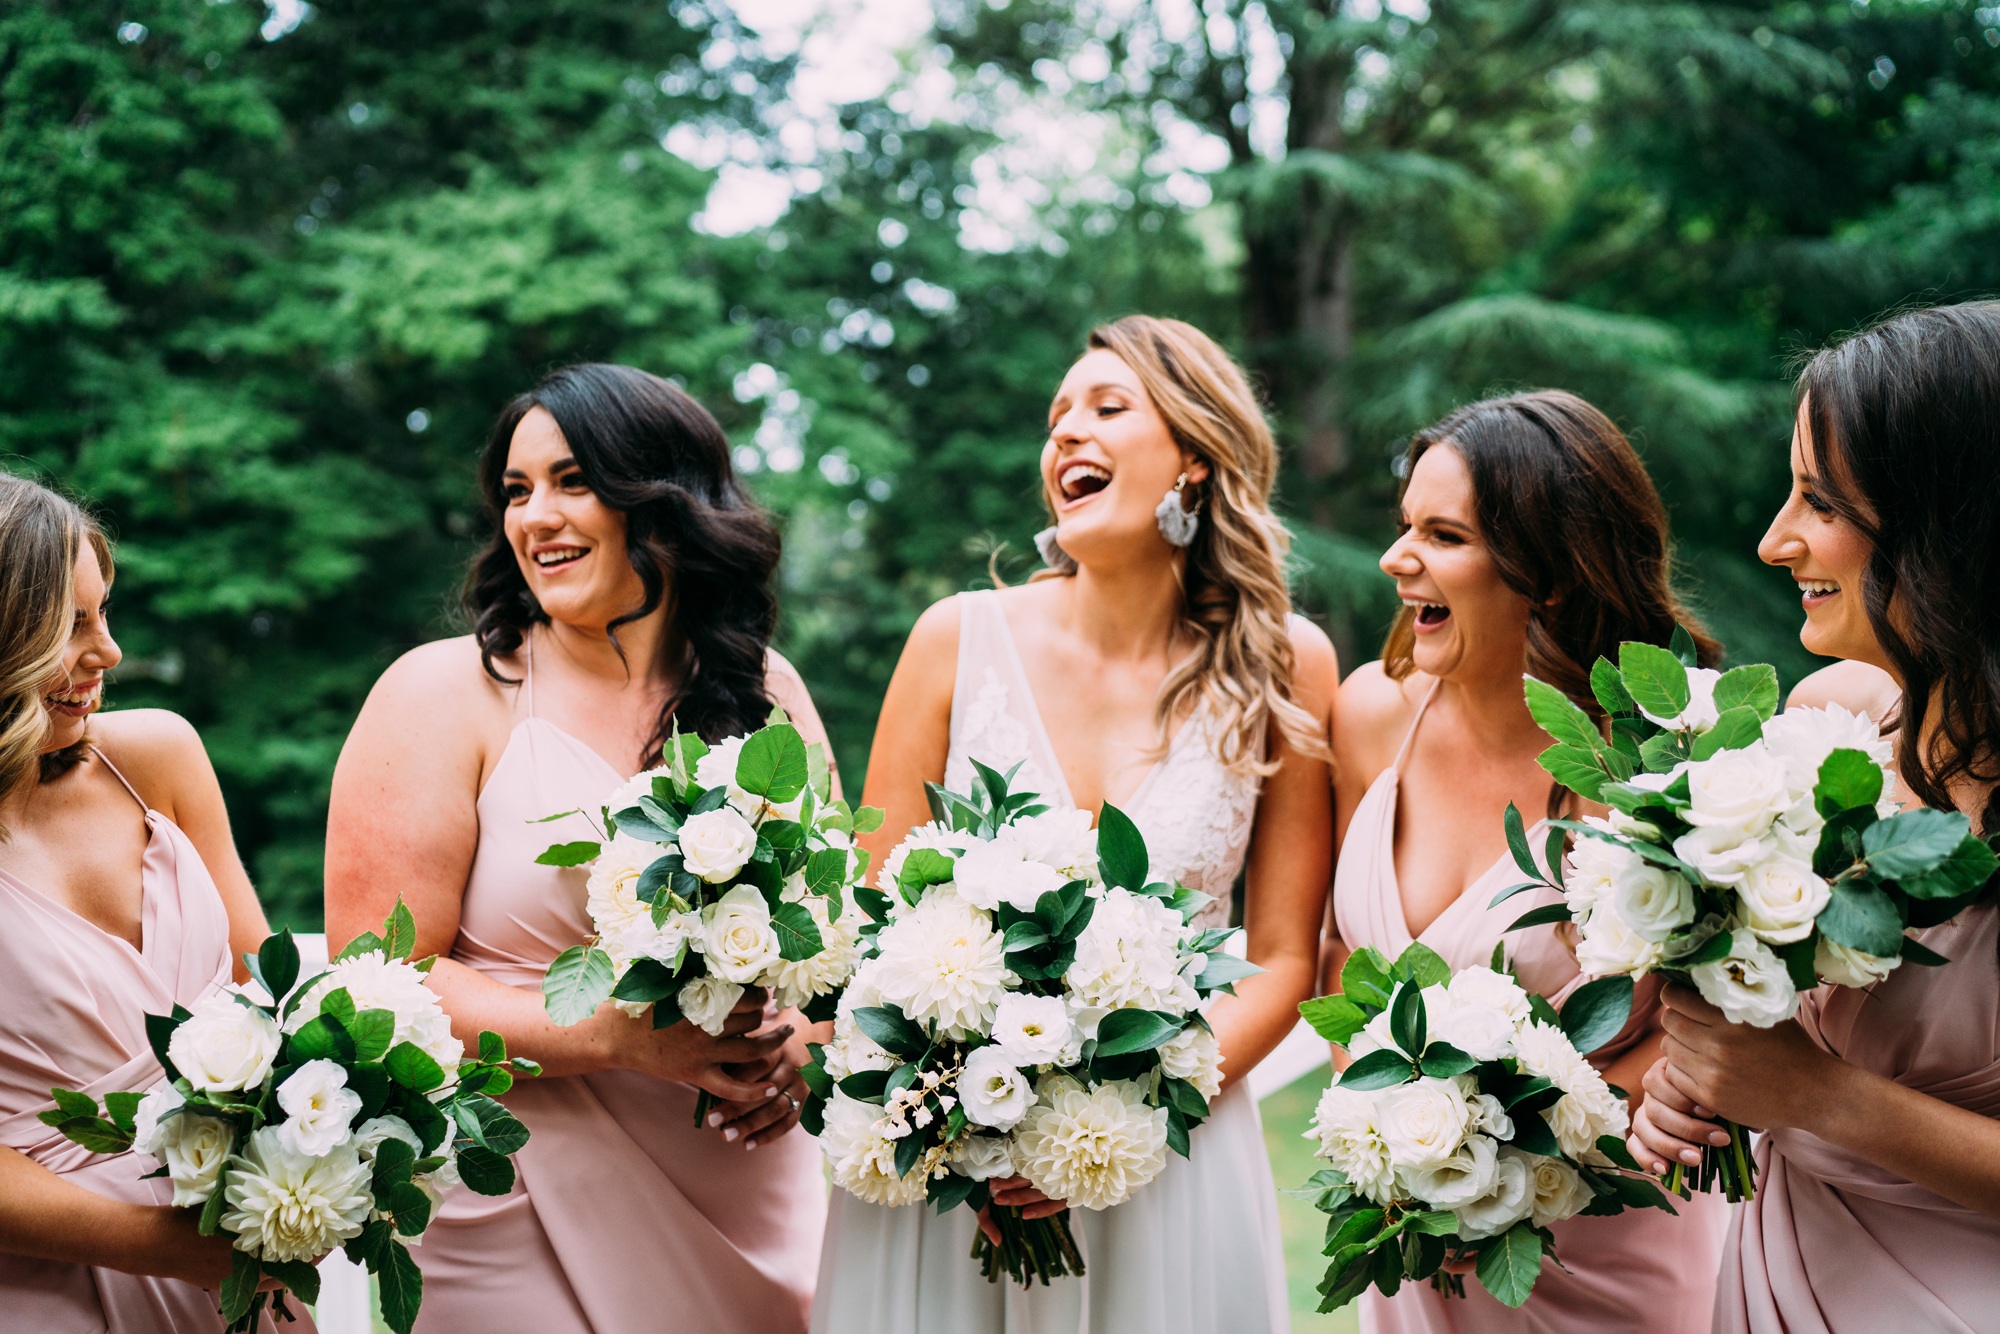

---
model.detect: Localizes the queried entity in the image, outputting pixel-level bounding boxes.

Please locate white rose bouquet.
[535,714,881,1123]
[39,902,537,1334]
[799,762,1257,1287]
[1296,943,1674,1312]
[1497,632,2000,1199]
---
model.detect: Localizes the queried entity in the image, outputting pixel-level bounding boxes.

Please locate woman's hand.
[597,987,791,1100]
[1656,983,1839,1134]
[133,1205,241,1288]
[705,1010,814,1149]
[1628,1055,1732,1176]
[976,1176,1066,1245]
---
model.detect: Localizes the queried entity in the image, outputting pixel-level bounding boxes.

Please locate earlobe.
[1184,457,1212,486]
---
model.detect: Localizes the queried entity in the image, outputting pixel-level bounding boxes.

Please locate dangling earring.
[1034,525,1077,573]
[1155,472,1201,547]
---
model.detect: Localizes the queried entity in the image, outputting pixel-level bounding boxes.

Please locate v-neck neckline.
[0,809,163,960]
[1372,764,1549,946]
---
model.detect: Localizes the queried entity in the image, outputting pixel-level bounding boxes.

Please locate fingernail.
[706,1112,724,1128]
[723,1127,739,1142]
[1652,1162,1668,1175]
[766,1086,780,1098]
[1680,1149,1701,1164]
[745,1139,758,1151]
[1710,1132,1730,1146]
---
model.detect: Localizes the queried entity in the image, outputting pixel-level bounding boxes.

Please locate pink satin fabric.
[409,712,825,1334]
[1716,901,2000,1333]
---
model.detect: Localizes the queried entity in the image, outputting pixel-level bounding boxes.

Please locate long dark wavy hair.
[1797,301,2000,834]
[463,363,781,758]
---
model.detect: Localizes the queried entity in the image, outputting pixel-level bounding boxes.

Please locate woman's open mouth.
[1058,462,1111,506]
[45,681,101,719]
[532,545,589,572]
[1405,598,1451,633]
[1797,578,1839,610]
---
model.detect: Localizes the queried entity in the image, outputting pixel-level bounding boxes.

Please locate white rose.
[677,807,760,883]
[959,1045,1033,1130]
[1398,1132,1499,1209]
[221,1127,374,1263]
[700,885,783,983]
[1682,745,1793,842]
[604,765,673,817]
[1672,824,1774,889]
[1761,704,1893,799]
[585,833,668,967]
[1814,934,1902,989]
[350,1115,424,1163]
[158,1113,234,1207]
[1374,1078,1472,1172]
[1637,666,1722,731]
[1738,855,1832,945]
[1610,859,1697,942]
[1574,905,1665,977]
[948,1134,1017,1182]
[990,993,1077,1067]
[132,1085,184,1157]
[1561,821,1627,920]
[1452,1145,1536,1240]
[1308,1085,1397,1204]
[274,1060,364,1157]
[1689,928,1799,1027]
[168,990,281,1094]
[1430,989,1518,1063]
[1445,967,1532,1025]
[1157,1024,1224,1100]
[1526,1154,1594,1228]
[678,973,747,1036]
[952,839,1069,913]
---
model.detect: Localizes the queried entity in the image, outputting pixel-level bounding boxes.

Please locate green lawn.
[1262,1078,1364,1334]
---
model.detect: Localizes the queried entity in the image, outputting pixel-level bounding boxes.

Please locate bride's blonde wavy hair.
[1039,316,1323,775]
[0,475,108,836]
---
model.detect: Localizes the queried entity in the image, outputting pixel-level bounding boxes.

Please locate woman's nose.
[1379,532,1418,577]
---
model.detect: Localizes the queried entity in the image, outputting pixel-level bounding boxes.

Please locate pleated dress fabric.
[409,641,826,1334]
[0,752,252,1333]
[1715,899,2000,1333]
[1331,685,1731,1334]
[811,589,1289,1334]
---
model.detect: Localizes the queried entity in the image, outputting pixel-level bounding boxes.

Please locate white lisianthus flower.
[876,823,977,896]
[1013,1078,1169,1211]
[1574,904,1665,977]
[948,1134,1017,1182]
[1682,744,1793,842]
[221,1127,373,1263]
[1561,821,1629,920]
[994,807,1100,881]
[1308,1085,1397,1204]
[818,1092,930,1207]
[1760,704,1893,797]
[1510,1021,1628,1157]
[1064,889,1198,1015]
[1814,934,1902,989]
[1610,858,1697,942]
[1637,666,1722,732]
[678,974,747,1036]
[604,765,673,817]
[1374,1077,1473,1173]
[1672,824,1774,889]
[1459,1085,1514,1141]
[350,1115,423,1163]
[1689,928,1800,1027]
[990,993,1076,1067]
[132,1085,184,1157]
[1446,967,1532,1026]
[951,839,1068,913]
[584,833,668,967]
[1157,1024,1224,1100]
[1737,855,1832,945]
[1526,1154,1594,1228]
[677,807,760,883]
[286,951,462,1081]
[275,1060,364,1157]
[960,1045,1033,1130]
[769,894,861,1010]
[872,891,1015,1038]
[701,885,783,984]
[1452,1145,1537,1240]
[1430,986,1518,1063]
[157,1113,234,1207]
[1398,1132,1499,1209]
[169,990,281,1095]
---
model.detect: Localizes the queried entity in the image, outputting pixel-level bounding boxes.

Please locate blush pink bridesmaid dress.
[1716,900,2000,1333]
[1331,684,1730,1334]
[409,644,825,1334]
[0,750,264,1333]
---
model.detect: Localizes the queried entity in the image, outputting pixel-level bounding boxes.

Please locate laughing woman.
[1631,302,2000,1334]
[325,365,827,1334]
[1326,391,1731,1334]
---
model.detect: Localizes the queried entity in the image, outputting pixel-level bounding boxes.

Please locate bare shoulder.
[90,708,215,806]
[1335,662,1423,775]
[898,595,964,684]
[1785,660,1899,718]
[1286,614,1339,712]
[351,635,514,761]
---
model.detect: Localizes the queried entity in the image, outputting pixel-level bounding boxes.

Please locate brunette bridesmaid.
[324,365,826,1333]
[0,476,299,1331]
[1632,301,2000,1333]
[1326,391,1731,1332]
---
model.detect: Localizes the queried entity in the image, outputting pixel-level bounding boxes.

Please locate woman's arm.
[0,1144,233,1285]
[324,640,783,1097]
[855,599,960,871]
[1317,661,1412,1014]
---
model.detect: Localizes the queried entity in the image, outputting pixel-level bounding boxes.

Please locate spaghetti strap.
[524,631,537,720]
[89,745,150,814]
[1389,680,1442,775]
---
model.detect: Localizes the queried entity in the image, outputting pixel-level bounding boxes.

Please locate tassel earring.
[1034,525,1077,573]
[1155,473,1200,547]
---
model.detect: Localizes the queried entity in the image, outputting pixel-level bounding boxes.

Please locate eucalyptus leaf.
[541,945,616,1027]
[1558,975,1634,1055]
[1523,676,1602,752]
[1618,641,1690,722]
[1864,807,1974,879]
[1818,880,1905,956]
[1474,1224,1543,1308]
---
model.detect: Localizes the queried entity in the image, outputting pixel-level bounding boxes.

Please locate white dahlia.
[1308,1084,1397,1204]
[871,891,1014,1038]
[1509,1020,1628,1158]
[287,950,462,1081]
[768,892,862,1010]
[1063,889,1197,1015]
[819,1092,929,1207]
[220,1127,374,1263]
[1013,1078,1169,1211]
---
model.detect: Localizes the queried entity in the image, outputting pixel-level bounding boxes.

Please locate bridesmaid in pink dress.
[1327,391,1730,1333]
[0,476,301,1331]
[1631,301,2000,1333]
[325,365,825,1333]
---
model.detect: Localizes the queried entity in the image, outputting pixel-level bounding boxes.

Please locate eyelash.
[1802,490,1833,515]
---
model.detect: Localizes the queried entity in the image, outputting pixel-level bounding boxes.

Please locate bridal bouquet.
[1496,633,1999,1199]
[1297,943,1674,1312]
[536,715,879,1119]
[801,763,1257,1286]
[38,903,537,1334]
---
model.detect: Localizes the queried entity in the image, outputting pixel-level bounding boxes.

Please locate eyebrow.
[501,456,580,479]
[1048,382,1135,419]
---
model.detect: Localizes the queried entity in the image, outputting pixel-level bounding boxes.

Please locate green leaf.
[1690,706,1763,760]
[1815,748,1885,815]
[1863,807,1975,879]
[1194,951,1263,994]
[1902,834,2000,900]
[1712,664,1779,720]
[804,848,854,897]
[1418,1042,1477,1078]
[349,1008,397,1063]
[610,957,684,1003]
[852,1006,929,1059]
[261,1257,320,1308]
[1299,994,1369,1045]
[541,945,615,1026]
[103,1090,143,1134]
[459,1094,530,1154]
[289,1013,356,1063]
[1594,1134,1643,1172]
[1338,1049,1415,1091]
[256,930,301,1005]
[337,931,386,962]
[771,901,824,961]
[1096,802,1149,892]
[1164,1103,1192,1157]
[1559,976,1634,1055]
[535,840,601,867]
[48,1087,99,1121]
[1776,936,1819,992]
[1506,904,1573,933]
[1639,731,1690,773]
[1395,943,1451,988]
[383,1042,447,1093]
[46,1114,133,1155]
[1818,880,1905,956]
[1503,802,1538,880]
[1618,642,1690,722]
[1899,936,1951,966]
[221,1250,262,1323]
[1389,981,1427,1057]
[736,724,810,802]
[1669,624,1700,667]
[375,1238,425,1334]
[1093,1008,1183,1056]
[851,805,886,834]
[1340,948,1394,1009]
[382,899,418,961]
[1523,677,1602,752]
[1508,1109,1561,1156]
[1474,1224,1543,1308]
[1405,1210,1460,1236]
[897,847,958,901]
[1589,657,1636,717]
[1536,743,1608,801]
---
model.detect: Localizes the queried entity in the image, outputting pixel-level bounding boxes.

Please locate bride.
[811,315,1336,1334]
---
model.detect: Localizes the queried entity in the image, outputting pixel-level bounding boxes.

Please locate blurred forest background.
[5,0,1998,930]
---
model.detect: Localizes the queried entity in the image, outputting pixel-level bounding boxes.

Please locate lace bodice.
[942,590,1261,929]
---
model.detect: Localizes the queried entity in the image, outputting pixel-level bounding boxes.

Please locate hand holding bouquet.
[1297,944,1674,1312]
[40,902,537,1333]
[1497,634,1999,1198]
[802,762,1258,1286]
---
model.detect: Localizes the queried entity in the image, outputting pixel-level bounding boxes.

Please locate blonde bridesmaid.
[1633,301,2000,1333]
[0,476,300,1331]
[1326,391,1731,1332]
[325,365,825,1333]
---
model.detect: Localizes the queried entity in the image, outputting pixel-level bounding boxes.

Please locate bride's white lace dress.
[810,590,1290,1334]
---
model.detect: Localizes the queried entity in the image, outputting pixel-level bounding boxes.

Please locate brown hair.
[0,474,112,834]
[1382,390,1718,708]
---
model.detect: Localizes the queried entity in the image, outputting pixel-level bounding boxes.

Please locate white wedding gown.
[810,589,1290,1334]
